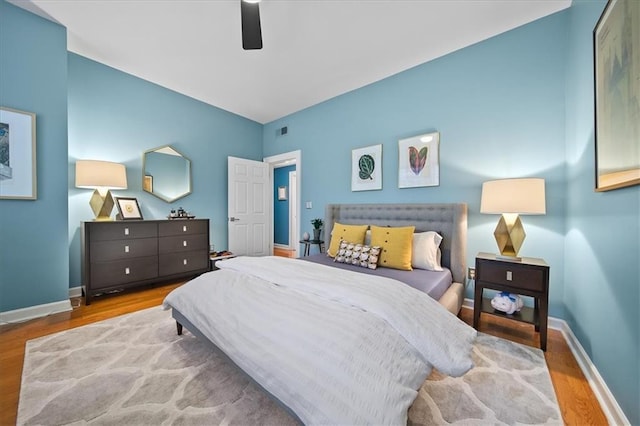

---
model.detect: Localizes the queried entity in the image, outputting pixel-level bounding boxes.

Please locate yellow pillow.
[327,223,368,257]
[370,225,415,270]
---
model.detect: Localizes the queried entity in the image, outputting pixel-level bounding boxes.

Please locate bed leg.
[176,321,183,335]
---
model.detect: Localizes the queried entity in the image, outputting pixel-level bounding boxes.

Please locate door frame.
[264,150,301,258]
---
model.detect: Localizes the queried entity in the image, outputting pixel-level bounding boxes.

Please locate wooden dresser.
[81,219,209,304]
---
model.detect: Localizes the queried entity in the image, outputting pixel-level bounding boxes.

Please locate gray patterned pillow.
[333,241,381,270]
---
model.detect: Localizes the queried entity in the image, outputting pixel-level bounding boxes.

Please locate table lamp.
[75,160,127,221]
[480,178,546,260]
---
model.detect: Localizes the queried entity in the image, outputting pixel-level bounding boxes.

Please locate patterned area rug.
[18,306,562,425]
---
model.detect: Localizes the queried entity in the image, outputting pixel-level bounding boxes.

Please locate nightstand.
[299,240,324,256]
[209,252,235,270]
[473,252,550,351]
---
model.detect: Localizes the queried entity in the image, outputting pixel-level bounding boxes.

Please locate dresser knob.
[124,245,129,253]
[125,267,130,275]
[124,228,129,236]
[183,225,187,232]
[183,240,188,247]
[183,259,188,265]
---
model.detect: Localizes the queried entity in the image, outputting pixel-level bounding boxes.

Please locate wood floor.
[0,282,608,426]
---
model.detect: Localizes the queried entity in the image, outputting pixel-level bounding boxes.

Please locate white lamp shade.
[75,160,127,190]
[480,178,546,215]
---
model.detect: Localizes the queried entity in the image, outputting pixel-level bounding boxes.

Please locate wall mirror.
[142,145,192,202]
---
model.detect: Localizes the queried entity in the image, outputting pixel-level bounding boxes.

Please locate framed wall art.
[277,185,287,200]
[115,197,144,220]
[0,107,37,200]
[593,0,640,191]
[351,144,382,191]
[398,131,439,188]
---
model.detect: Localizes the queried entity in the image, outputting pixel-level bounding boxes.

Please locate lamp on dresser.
[75,160,128,221]
[480,178,546,260]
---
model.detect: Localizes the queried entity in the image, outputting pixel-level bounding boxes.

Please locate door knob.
[229,217,240,222]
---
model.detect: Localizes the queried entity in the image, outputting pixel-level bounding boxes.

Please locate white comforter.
[163,256,476,425]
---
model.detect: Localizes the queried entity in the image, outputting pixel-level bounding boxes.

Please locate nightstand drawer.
[477,260,546,292]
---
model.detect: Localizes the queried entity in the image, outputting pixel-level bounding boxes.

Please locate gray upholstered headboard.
[324,203,468,284]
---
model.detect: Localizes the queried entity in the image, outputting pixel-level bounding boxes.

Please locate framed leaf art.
[351,144,382,191]
[398,131,440,188]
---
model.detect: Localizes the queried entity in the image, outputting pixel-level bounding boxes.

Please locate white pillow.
[412,231,443,271]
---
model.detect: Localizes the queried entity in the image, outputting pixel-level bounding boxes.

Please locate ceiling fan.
[241,0,263,50]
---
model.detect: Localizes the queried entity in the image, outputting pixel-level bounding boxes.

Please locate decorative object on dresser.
[114,197,143,220]
[0,106,37,200]
[75,160,128,221]
[473,252,550,351]
[168,206,195,219]
[81,219,209,304]
[143,145,192,202]
[480,177,546,260]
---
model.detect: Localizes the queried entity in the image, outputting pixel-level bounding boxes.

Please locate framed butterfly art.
[398,131,440,188]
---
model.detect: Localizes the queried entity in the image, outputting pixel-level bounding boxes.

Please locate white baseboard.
[463,298,630,425]
[0,299,72,325]
[69,286,83,298]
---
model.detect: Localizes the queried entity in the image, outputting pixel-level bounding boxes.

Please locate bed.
[163,203,475,425]
[308,202,467,314]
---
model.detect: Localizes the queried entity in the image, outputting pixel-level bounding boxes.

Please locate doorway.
[264,150,301,258]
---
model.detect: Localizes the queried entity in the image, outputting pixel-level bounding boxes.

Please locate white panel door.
[228,156,271,256]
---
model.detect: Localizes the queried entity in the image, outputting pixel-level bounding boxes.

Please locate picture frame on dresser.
[115,196,143,220]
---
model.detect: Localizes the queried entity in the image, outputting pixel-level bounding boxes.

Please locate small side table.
[210,252,235,270]
[299,240,324,256]
[473,252,550,351]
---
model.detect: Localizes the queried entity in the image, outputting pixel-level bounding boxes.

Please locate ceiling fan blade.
[241,0,263,50]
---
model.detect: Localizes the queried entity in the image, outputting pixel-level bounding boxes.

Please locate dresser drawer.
[477,259,546,292]
[90,256,158,289]
[90,238,157,261]
[89,222,157,241]
[158,234,208,254]
[158,220,208,237]
[159,251,209,276]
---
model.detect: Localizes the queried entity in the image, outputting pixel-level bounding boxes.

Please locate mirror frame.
[142,145,192,203]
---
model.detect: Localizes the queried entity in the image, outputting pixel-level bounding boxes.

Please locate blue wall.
[0,2,69,311]
[264,10,568,316]
[262,5,638,423]
[564,1,639,423]
[274,165,295,245]
[2,0,638,422]
[67,53,263,287]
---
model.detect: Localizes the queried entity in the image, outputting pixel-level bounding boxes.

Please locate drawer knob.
[124,228,129,236]
[183,225,187,232]
[183,240,188,247]
[125,267,130,275]
[124,245,129,253]
[506,271,512,281]
[183,259,188,265]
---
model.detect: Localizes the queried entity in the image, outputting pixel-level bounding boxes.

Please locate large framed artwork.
[0,107,37,200]
[593,0,640,191]
[398,131,439,188]
[351,144,382,191]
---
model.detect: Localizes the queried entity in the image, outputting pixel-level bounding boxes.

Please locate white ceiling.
[11,0,570,124]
